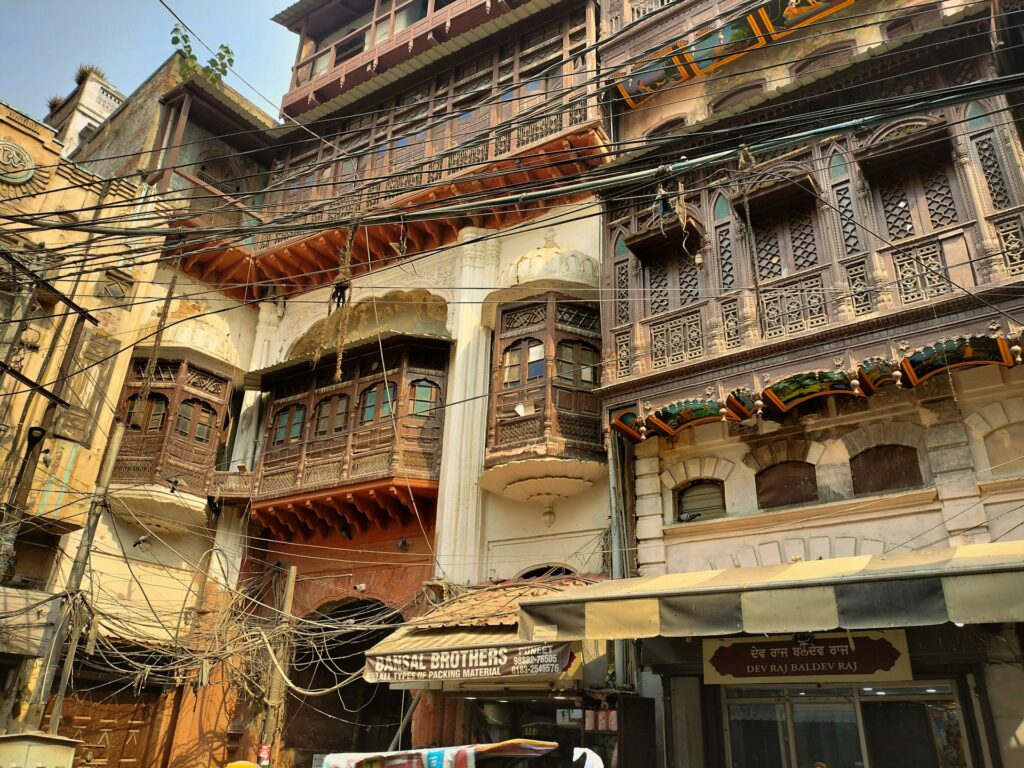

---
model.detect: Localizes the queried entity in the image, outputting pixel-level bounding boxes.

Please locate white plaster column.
[434,228,499,584]
[230,300,282,470]
[635,437,667,576]
[923,393,988,545]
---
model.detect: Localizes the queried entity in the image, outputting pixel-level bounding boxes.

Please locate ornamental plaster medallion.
[0,140,34,184]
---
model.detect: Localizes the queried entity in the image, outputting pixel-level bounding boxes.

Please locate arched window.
[708,81,765,114]
[676,480,725,522]
[359,382,397,425]
[409,380,440,417]
[176,398,217,444]
[756,461,818,509]
[645,116,688,140]
[556,341,600,387]
[271,404,306,447]
[710,194,737,295]
[791,41,855,78]
[964,102,1017,210]
[983,423,1024,476]
[313,394,350,437]
[503,338,545,387]
[124,393,168,433]
[850,444,923,495]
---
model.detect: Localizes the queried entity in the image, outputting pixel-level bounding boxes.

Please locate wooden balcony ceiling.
[165,218,259,302]
[251,477,437,541]
[257,125,606,289]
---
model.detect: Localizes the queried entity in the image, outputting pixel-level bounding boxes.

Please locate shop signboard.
[365,642,572,683]
[703,630,911,684]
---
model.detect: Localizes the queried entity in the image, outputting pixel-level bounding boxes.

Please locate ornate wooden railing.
[111,432,217,497]
[254,425,441,502]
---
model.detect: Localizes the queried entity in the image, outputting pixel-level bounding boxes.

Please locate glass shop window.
[724,683,969,768]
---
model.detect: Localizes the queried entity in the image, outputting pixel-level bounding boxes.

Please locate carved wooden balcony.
[210,470,254,503]
[481,295,606,507]
[108,359,233,533]
[249,341,447,540]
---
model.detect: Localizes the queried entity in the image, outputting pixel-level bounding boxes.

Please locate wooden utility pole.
[258,564,297,767]
[22,421,125,731]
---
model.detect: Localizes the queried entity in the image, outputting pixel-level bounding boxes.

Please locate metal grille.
[844,261,873,315]
[834,183,862,254]
[614,330,631,378]
[893,241,950,304]
[880,181,914,240]
[753,219,783,279]
[921,161,959,228]
[995,215,1024,275]
[722,300,741,348]
[716,224,735,289]
[678,256,699,305]
[650,311,703,368]
[975,135,1013,209]
[556,305,599,332]
[615,261,630,325]
[760,275,827,339]
[789,208,819,270]
[646,254,670,314]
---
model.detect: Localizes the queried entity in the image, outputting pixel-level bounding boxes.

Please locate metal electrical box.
[0,732,78,768]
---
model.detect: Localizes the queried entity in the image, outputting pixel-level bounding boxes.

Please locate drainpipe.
[607,432,628,689]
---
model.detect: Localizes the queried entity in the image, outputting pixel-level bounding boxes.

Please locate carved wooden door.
[49,684,161,767]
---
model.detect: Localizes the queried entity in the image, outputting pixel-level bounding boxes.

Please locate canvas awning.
[517,541,1024,641]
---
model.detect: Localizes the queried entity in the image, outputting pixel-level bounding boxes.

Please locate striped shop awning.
[517,541,1024,642]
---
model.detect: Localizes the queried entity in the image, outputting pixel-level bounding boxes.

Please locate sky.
[0,0,297,122]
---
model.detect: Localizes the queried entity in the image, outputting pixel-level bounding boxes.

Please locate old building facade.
[553,0,1024,765]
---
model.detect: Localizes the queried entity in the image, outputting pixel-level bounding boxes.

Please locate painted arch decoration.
[610,335,1023,442]
[900,335,1015,387]
[615,0,856,109]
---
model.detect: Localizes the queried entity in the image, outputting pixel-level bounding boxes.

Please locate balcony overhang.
[480,457,606,507]
[168,120,606,300]
[108,484,209,535]
[251,477,437,541]
[165,219,259,302]
[255,122,607,290]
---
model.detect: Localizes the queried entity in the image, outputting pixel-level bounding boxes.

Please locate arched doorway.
[283,599,404,762]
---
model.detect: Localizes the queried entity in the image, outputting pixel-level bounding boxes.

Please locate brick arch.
[963,397,1024,436]
[660,456,735,489]
[741,439,826,474]
[840,421,926,456]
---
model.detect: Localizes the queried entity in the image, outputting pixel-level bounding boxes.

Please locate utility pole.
[21,421,125,731]
[258,564,296,767]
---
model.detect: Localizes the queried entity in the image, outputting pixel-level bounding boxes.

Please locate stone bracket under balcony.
[251,478,436,541]
[480,456,606,507]
[107,484,209,535]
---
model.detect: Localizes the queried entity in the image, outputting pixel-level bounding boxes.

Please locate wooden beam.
[372,489,407,526]
[326,495,366,533]
[348,491,387,530]
[298,501,331,538]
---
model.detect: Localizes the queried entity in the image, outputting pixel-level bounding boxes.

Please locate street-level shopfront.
[362,579,657,768]
[517,543,1024,768]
